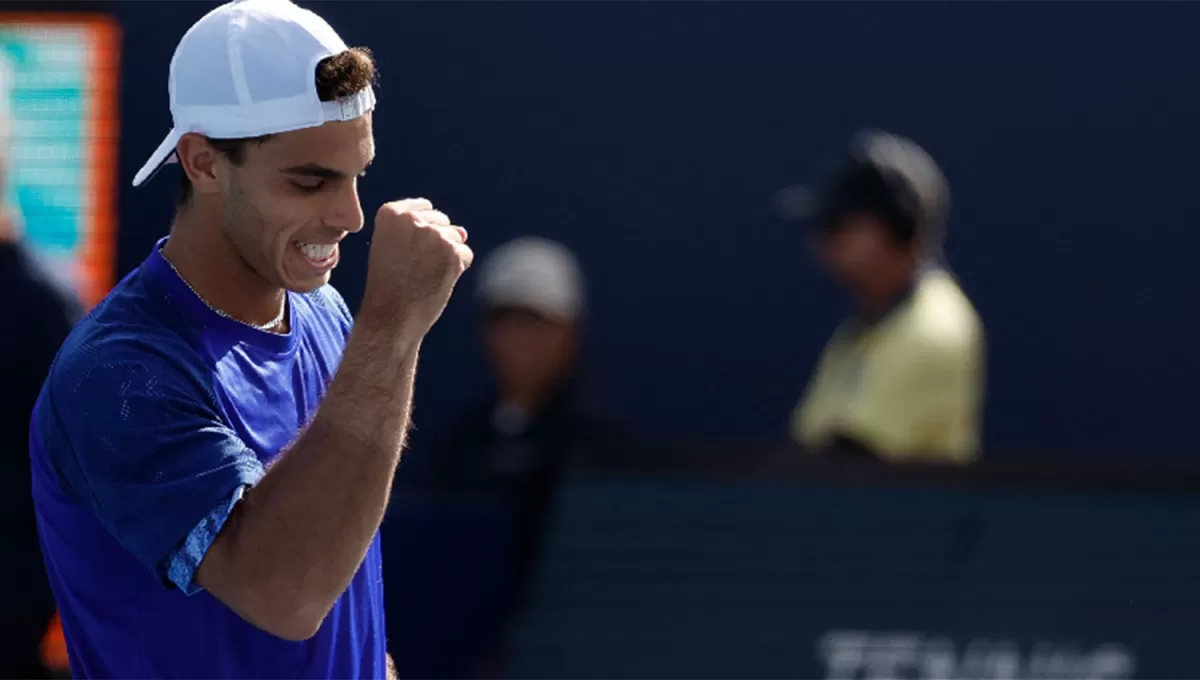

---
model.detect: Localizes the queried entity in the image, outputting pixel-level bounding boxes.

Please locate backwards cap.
[777,129,951,251]
[132,0,376,187]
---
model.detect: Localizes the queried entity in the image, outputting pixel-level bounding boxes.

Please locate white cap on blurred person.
[132,0,375,187]
[477,237,585,321]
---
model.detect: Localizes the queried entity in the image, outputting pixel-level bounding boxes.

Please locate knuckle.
[375,203,405,223]
[404,197,434,213]
[458,244,475,267]
[377,198,434,221]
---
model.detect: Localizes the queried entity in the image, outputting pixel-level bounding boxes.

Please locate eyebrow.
[280,158,374,179]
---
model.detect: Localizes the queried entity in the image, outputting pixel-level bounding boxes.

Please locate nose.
[324,180,366,233]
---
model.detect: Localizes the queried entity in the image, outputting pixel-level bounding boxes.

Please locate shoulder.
[35,318,221,493]
[305,284,352,321]
[47,302,215,418]
[892,270,983,361]
[296,284,353,335]
[810,322,860,373]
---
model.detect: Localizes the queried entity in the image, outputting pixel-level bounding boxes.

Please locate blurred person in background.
[426,236,624,671]
[783,129,984,464]
[0,94,82,678]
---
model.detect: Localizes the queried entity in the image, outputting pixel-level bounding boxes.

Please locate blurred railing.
[510,447,1200,679]
[381,445,1200,678]
[581,438,1200,493]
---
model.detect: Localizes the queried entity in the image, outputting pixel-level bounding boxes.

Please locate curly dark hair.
[176,47,377,207]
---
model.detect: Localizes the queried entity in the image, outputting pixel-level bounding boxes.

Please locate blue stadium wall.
[99,1,1200,459]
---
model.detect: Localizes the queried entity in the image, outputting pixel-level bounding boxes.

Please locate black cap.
[777,129,950,250]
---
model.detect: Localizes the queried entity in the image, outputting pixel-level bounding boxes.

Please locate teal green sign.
[0,16,118,305]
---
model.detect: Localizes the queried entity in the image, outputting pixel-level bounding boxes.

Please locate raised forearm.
[199,324,419,639]
[197,197,472,641]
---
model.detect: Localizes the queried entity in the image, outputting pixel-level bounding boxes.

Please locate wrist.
[357,297,432,347]
[350,310,423,359]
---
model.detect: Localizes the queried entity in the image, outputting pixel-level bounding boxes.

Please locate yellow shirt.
[792,269,985,464]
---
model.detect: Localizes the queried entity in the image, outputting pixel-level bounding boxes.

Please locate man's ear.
[176,133,223,198]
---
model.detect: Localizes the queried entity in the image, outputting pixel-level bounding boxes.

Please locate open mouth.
[295,241,338,264]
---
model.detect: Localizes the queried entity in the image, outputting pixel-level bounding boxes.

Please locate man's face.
[484,306,579,394]
[217,115,374,293]
[815,212,906,287]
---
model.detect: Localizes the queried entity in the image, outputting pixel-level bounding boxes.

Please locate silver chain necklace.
[161,250,286,332]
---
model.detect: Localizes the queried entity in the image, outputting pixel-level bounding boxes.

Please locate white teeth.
[297,242,336,261]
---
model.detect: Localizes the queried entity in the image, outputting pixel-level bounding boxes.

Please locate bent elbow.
[250,605,328,642]
[263,618,323,643]
[202,571,334,641]
[199,576,330,640]
[195,525,335,642]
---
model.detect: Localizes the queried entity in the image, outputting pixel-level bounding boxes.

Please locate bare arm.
[194,200,471,640]
[195,323,417,640]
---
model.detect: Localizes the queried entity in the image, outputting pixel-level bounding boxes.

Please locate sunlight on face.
[219,114,375,293]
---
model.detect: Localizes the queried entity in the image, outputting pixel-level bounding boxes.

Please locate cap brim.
[132,129,183,187]
[480,291,581,322]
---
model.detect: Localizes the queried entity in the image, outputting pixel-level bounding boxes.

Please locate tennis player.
[786,130,985,464]
[28,0,472,676]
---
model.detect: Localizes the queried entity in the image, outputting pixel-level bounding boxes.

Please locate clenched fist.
[359,198,474,341]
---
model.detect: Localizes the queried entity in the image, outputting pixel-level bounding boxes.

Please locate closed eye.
[281,160,370,192]
[293,180,326,194]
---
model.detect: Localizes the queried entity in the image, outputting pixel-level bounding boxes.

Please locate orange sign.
[0,13,120,308]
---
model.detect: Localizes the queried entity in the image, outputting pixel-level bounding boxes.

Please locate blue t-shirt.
[29,239,386,678]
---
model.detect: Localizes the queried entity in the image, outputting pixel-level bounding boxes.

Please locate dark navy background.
[97,1,1200,457]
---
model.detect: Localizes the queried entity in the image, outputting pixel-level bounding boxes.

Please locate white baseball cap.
[132,0,376,187]
[477,237,586,321]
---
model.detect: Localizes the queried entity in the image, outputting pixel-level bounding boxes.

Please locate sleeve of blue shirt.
[45,333,266,595]
[314,283,354,332]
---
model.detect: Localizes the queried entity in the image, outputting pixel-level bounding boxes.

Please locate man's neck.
[163,207,287,329]
[497,377,568,418]
[855,259,919,322]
